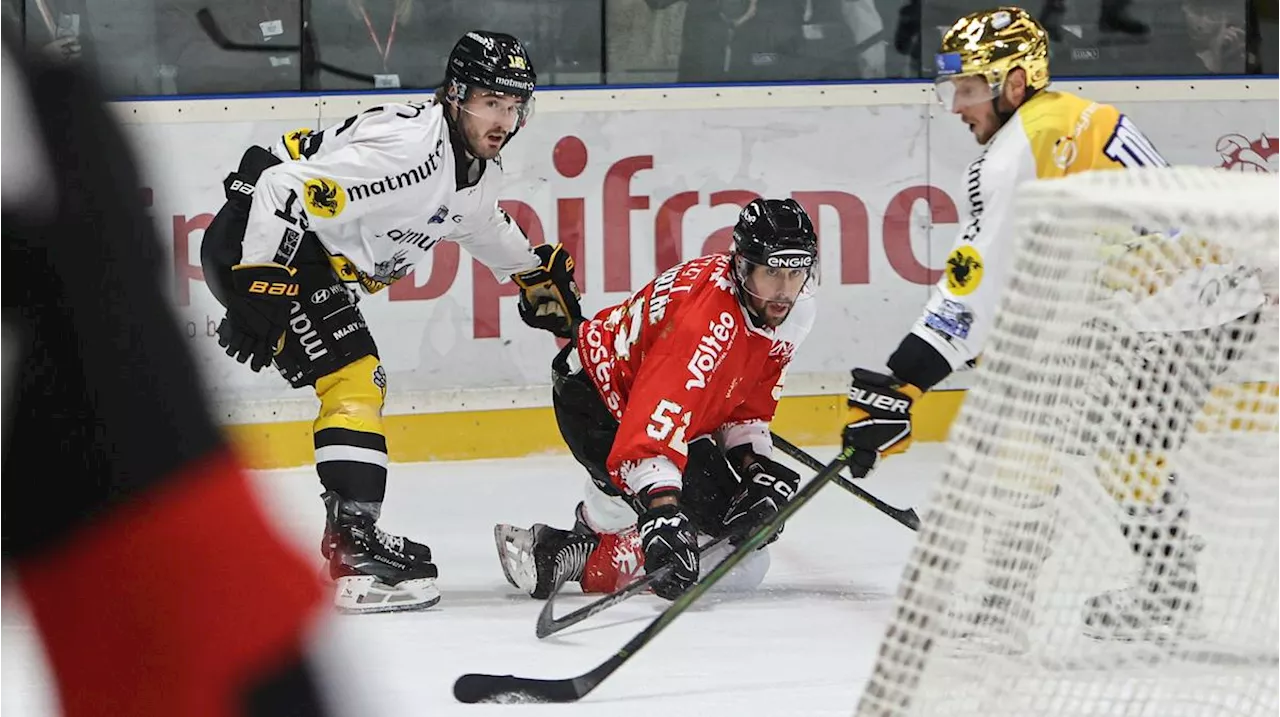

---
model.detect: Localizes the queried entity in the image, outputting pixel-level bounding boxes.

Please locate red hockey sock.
[580,527,644,594]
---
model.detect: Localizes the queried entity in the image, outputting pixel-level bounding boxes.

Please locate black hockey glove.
[842,368,923,478]
[637,495,699,600]
[217,263,298,372]
[512,243,583,339]
[722,454,801,548]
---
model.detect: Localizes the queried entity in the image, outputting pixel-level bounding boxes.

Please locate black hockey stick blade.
[453,672,593,704]
[195,8,384,85]
[197,8,299,51]
[535,533,733,639]
[771,432,921,531]
[453,446,857,704]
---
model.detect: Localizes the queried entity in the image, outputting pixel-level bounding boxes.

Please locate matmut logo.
[348,154,441,202]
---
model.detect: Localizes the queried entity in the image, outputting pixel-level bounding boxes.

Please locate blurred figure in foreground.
[1,37,332,717]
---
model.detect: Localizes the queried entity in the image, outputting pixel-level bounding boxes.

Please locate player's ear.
[1004,68,1028,107]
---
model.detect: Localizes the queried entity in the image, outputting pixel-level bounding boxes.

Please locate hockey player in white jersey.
[201,31,583,613]
[837,6,1267,641]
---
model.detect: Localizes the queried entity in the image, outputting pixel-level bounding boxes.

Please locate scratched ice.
[1,445,947,717]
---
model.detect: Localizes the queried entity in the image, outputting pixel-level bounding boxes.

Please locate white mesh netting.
[856,167,1279,717]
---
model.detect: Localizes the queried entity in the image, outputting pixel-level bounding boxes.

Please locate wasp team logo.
[945,245,984,296]
[304,177,346,218]
[1217,133,1277,173]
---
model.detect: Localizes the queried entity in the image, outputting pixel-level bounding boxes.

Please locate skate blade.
[1082,613,1209,643]
[494,523,540,595]
[333,575,441,614]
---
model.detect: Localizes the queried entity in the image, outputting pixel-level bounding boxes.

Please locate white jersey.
[908,91,1265,375]
[241,99,540,292]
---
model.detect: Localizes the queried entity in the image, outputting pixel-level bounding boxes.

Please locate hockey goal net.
[856,167,1279,717]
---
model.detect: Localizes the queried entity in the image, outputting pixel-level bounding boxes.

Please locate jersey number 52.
[646,400,689,456]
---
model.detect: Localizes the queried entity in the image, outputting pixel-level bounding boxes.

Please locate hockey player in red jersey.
[495,198,818,600]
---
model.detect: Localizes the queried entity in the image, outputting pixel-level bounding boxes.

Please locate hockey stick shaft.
[770,432,920,531]
[535,533,733,639]
[195,8,383,85]
[453,446,858,704]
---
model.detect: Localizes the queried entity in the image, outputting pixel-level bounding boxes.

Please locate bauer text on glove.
[842,368,923,477]
[217,263,298,372]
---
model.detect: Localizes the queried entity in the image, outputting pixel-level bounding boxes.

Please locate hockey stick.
[534,533,733,639]
[194,8,383,86]
[770,432,920,531]
[453,445,858,703]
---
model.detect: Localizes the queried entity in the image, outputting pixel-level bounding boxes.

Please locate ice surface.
[1,444,947,716]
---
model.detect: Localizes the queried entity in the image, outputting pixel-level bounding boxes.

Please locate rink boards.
[108,79,1278,467]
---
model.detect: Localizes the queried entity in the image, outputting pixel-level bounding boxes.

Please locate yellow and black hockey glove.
[216,263,298,372]
[512,243,583,339]
[842,368,923,478]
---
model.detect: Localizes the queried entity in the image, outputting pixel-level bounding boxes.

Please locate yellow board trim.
[224,381,1276,470]
[225,390,970,469]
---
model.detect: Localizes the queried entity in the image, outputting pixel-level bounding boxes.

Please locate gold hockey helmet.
[933,7,1050,111]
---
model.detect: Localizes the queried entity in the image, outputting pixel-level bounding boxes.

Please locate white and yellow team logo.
[945,245,984,296]
[304,177,346,218]
[282,128,313,160]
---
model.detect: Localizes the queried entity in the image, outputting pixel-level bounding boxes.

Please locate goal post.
[856,167,1279,717]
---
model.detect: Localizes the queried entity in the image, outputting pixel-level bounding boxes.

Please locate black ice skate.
[494,511,600,599]
[322,491,441,614]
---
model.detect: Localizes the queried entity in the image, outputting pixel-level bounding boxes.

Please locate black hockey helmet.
[730,198,819,326]
[444,31,536,150]
[446,31,536,102]
[732,198,817,270]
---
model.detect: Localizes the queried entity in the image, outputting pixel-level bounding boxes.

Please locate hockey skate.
[943,591,1036,657]
[494,521,601,600]
[1083,504,1206,642]
[322,491,441,614]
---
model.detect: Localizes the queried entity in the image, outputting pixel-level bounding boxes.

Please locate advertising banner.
[128,94,1276,417]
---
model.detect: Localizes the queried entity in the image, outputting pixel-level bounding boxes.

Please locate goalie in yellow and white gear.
[1056,224,1267,640]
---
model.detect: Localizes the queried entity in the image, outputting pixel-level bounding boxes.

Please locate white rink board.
[116,82,1278,421]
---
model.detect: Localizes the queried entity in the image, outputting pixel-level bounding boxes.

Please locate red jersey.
[574,253,815,497]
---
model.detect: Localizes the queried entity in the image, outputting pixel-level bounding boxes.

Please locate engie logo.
[766,251,813,268]
[304,178,346,218]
